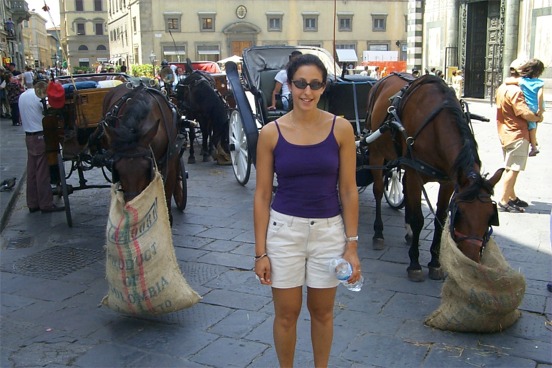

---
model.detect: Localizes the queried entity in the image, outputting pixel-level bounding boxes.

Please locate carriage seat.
[258,69,288,121]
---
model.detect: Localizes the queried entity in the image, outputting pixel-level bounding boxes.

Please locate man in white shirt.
[23,66,35,89]
[19,81,64,213]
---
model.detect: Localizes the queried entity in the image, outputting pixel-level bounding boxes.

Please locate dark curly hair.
[286,54,328,84]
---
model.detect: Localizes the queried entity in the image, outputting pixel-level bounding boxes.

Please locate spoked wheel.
[229,109,252,186]
[57,153,73,227]
[383,167,405,210]
[174,155,187,211]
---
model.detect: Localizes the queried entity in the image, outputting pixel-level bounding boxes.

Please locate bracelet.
[254,253,268,262]
[345,235,359,242]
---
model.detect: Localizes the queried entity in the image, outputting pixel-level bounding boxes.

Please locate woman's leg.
[272,287,303,368]
[307,287,337,368]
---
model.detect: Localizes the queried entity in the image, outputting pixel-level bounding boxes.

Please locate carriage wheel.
[229,109,252,186]
[174,155,187,211]
[383,167,405,210]
[57,153,73,227]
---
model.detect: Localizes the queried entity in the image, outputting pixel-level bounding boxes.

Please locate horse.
[175,70,230,164]
[365,73,503,282]
[96,83,186,224]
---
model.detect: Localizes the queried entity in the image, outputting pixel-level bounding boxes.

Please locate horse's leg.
[427,183,453,280]
[188,126,196,164]
[404,173,425,281]
[202,126,211,162]
[372,166,385,250]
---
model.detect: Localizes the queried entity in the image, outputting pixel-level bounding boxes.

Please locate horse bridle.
[448,185,499,255]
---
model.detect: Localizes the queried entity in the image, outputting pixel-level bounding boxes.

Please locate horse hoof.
[428,267,445,280]
[217,159,232,166]
[188,157,196,164]
[203,155,210,162]
[407,269,425,282]
[372,238,385,250]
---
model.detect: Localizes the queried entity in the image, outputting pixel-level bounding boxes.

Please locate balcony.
[10,0,31,23]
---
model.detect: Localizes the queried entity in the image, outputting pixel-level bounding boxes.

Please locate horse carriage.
[226,45,501,282]
[39,73,188,227]
[224,45,404,208]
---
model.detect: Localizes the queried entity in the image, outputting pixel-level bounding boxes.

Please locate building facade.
[1,0,31,69]
[107,0,408,69]
[60,0,110,71]
[21,12,53,69]
[411,0,551,99]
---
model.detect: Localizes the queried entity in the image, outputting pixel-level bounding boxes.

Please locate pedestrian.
[495,58,543,213]
[19,80,64,213]
[5,72,24,126]
[452,69,464,99]
[268,50,302,111]
[359,66,368,76]
[23,66,36,89]
[254,53,360,367]
[370,66,380,79]
[505,58,545,157]
[0,70,11,118]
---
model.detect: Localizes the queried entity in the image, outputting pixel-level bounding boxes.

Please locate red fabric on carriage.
[46,81,65,109]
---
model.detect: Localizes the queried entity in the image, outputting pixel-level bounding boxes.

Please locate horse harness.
[372,73,498,255]
[99,83,184,186]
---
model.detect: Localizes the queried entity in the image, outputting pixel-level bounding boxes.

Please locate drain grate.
[6,245,104,280]
[5,237,33,249]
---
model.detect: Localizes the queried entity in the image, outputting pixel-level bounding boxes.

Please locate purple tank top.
[271,116,341,218]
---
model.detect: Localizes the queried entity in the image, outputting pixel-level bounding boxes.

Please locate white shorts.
[266,209,346,289]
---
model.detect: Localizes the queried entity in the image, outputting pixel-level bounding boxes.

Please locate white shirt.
[274,69,290,97]
[23,71,35,86]
[19,88,44,132]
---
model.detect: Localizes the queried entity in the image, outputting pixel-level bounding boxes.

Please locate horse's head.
[449,168,504,262]
[104,94,161,202]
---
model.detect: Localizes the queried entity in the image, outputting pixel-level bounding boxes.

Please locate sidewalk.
[0,119,26,232]
[1,101,551,367]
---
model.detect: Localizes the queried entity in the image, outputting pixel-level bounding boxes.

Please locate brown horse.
[98,83,186,223]
[366,73,503,282]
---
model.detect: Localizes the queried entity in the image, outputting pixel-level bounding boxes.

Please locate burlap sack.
[102,171,201,315]
[425,219,525,333]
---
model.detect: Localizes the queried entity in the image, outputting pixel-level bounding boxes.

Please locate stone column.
[407,0,424,73]
[502,0,520,79]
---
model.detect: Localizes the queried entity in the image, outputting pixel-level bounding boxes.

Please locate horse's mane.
[403,76,483,187]
[110,88,152,151]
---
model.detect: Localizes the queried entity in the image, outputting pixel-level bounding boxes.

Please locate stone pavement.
[0,101,551,368]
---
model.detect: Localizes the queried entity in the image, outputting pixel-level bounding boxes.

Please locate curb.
[0,169,26,234]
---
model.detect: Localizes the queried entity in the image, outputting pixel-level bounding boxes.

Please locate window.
[77,23,85,35]
[372,14,387,32]
[97,45,107,51]
[163,44,186,62]
[336,44,356,51]
[197,44,220,62]
[95,23,104,35]
[75,0,83,11]
[198,12,216,32]
[302,12,319,32]
[337,12,353,32]
[164,12,182,32]
[78,45,88,51]
[266,12,283,32]
[369,44,389,51]
[132,16,137,33]
[94,0,102,11]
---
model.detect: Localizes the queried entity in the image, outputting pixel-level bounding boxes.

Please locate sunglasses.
[291,79,325,90]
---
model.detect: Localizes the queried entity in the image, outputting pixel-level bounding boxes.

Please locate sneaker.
[529,147,540,156]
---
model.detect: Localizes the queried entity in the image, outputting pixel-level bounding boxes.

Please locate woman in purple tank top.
[254,54,361,367]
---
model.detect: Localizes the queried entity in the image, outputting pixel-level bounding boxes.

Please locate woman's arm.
[269,82,283,110]
[335,116,361,283]
[253,123,277,284]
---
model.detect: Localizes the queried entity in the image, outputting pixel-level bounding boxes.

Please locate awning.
[335,49,358,63]
[198,50,220,55]
[163,51,186,55]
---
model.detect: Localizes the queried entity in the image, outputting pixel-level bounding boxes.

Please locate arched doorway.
[222,22,261,57]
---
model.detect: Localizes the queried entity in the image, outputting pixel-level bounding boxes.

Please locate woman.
[254,54,361,367]
[5,72,24,126]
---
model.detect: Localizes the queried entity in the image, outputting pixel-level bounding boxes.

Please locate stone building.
[59,0,110,71]
[409,0,551,99]
[107,0,408,69]
[0,0,31,69]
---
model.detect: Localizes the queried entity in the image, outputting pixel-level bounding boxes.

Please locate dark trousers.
[26,134,54,210]
[10,103,19,125]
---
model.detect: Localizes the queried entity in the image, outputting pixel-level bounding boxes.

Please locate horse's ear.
[139,119,160,147]
[488,168,505,187]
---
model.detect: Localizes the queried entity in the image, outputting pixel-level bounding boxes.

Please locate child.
[507,59,545,156]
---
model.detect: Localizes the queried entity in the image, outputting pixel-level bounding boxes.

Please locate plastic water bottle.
[328,258,364,292]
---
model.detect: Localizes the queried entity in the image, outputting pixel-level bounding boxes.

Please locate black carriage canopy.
[241,46,344,88]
